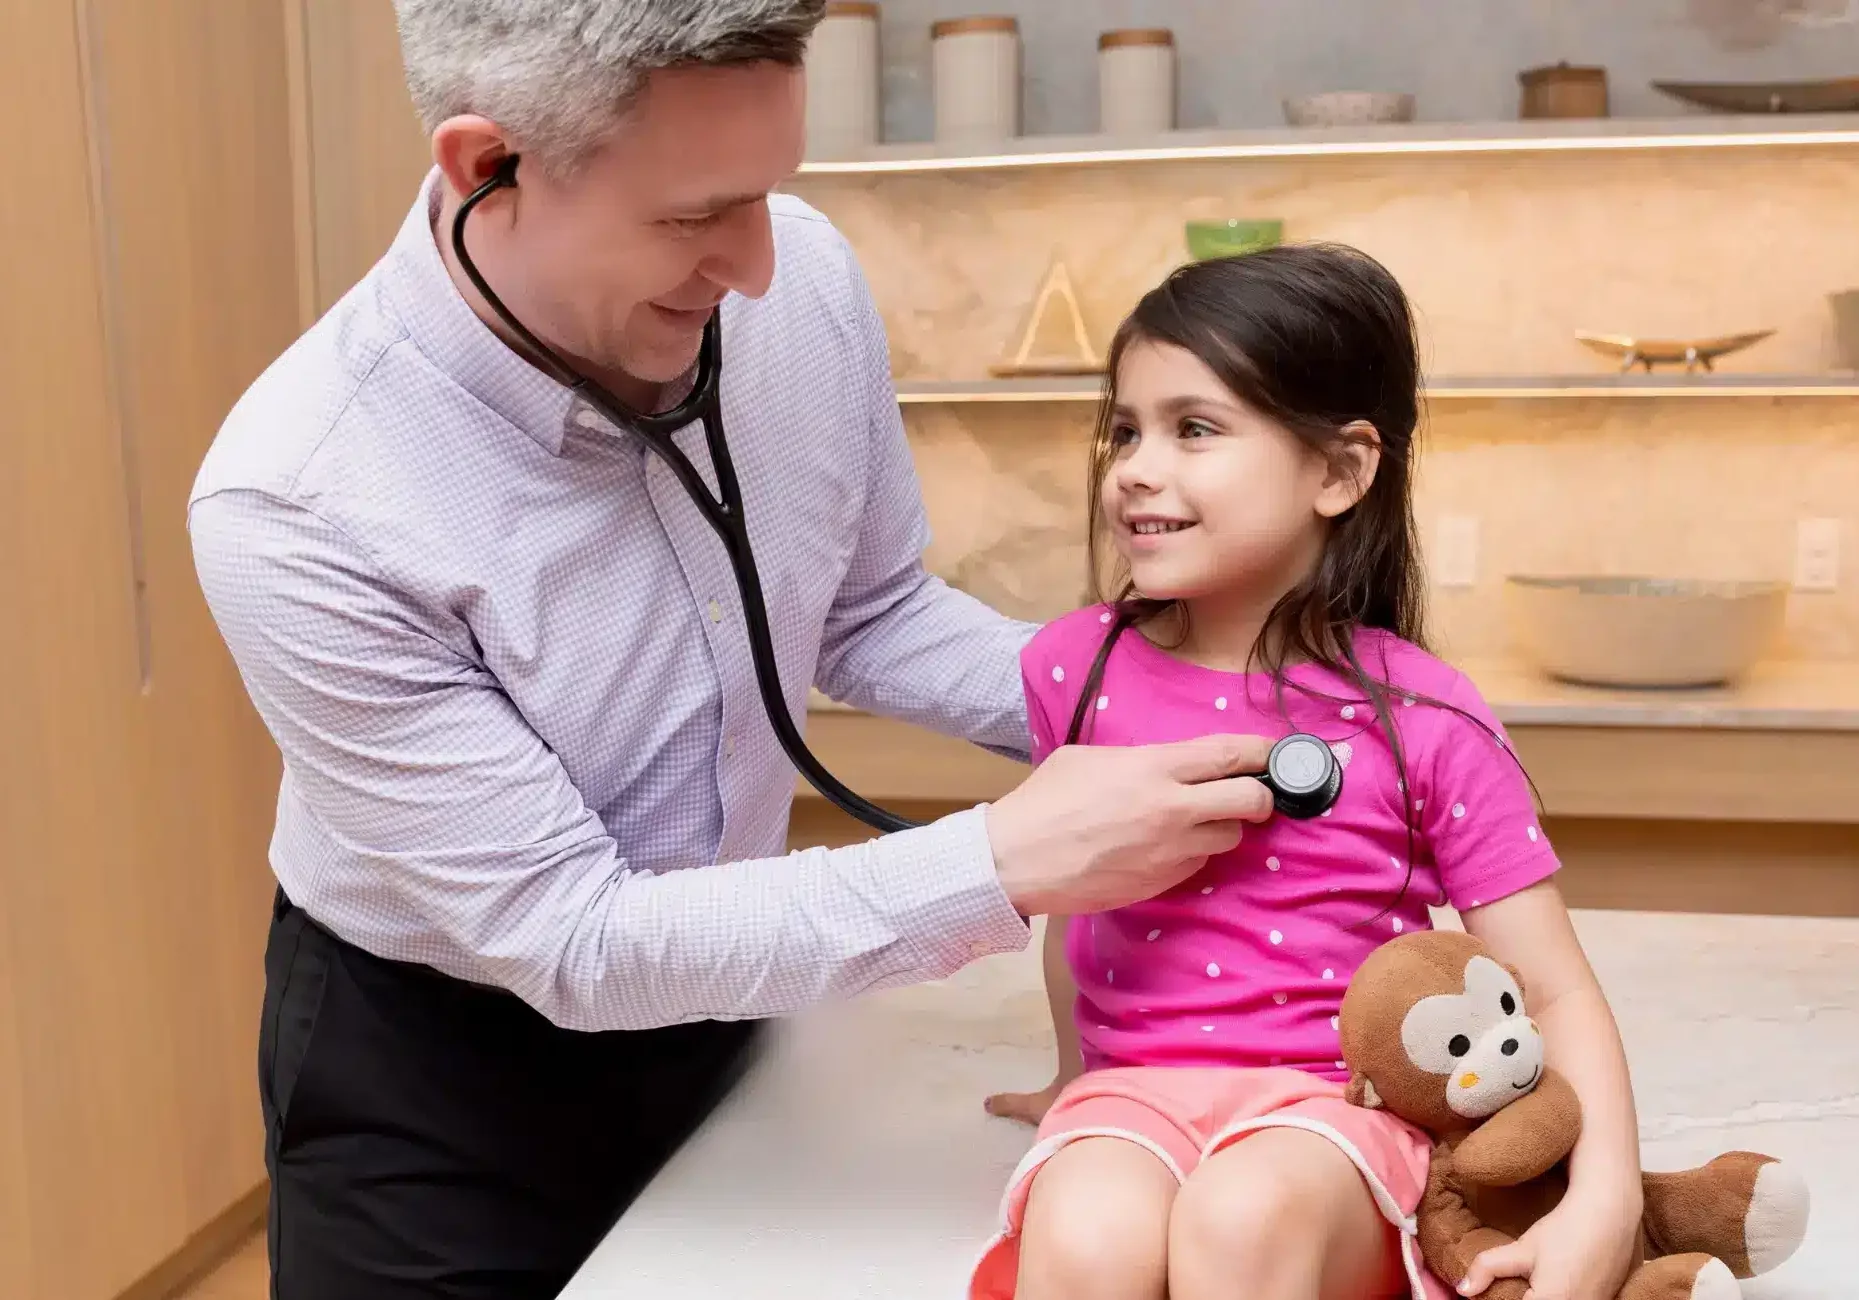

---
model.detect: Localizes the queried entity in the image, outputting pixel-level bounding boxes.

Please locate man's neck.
[431,188,663,412]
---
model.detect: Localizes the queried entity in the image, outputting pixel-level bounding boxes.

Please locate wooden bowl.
[1651,77,1859,114]
[1502,576,1788,689]
[1575,329,1774,373]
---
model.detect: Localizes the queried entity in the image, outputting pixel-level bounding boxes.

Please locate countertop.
[809,657,1859,731]
[559,909,1857,1300]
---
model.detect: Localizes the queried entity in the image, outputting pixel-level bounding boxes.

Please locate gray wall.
[866,0,1859,140]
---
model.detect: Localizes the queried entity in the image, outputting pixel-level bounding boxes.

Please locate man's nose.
[706,200,777,300]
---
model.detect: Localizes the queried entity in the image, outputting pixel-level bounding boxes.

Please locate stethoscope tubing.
[451,157,920,834]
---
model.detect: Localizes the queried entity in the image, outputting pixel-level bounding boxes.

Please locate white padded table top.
[557,935,1053,1300]
[559,912,1859,1300]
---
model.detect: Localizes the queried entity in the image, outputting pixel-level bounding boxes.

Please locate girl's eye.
[1108,423,1139,446]
[1179,418,1218,439]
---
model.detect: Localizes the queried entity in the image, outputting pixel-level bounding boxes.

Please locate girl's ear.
[1316,421,1382,519]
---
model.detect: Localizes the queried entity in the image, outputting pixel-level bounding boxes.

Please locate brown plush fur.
[1339,932,1809,1300]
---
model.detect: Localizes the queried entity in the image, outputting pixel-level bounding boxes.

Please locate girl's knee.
[1167,1132,1395,1299]
[1170,1159,1313,1266]
[1017,1139,1176,1299]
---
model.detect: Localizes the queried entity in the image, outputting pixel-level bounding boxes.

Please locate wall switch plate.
[1795,518,1841,592]
[1434,516,1479,590]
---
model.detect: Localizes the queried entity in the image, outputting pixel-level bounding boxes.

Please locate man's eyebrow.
[669,190,766,216]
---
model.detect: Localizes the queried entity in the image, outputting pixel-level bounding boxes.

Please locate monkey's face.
[1400,954,1544,1120]
[1339,930,1545,1132]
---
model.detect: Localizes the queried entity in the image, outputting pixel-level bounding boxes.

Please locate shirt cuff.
[881,803,1030,975]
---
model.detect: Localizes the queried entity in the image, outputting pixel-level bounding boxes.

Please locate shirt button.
[574,408,600,429]
[708,599,723,623]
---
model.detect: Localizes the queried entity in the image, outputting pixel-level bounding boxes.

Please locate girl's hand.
[1458,1186,1642,1300]
[983,1076,1068,1127]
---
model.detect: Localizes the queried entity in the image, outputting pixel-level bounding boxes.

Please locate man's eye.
[666,214,719,234]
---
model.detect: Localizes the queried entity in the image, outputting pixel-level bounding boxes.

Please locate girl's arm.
[985,915,1084,1125]
[1457,879,1643,1300]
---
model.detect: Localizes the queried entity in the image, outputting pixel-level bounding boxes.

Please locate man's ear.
[1316,421,1382,520]
[1345,1072,1383,1110]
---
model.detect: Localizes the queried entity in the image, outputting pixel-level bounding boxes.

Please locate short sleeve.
[1417,672,1560,911]
[1020,644,1062,766]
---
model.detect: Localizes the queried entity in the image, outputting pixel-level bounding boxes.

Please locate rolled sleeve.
[189,488,1026,1032]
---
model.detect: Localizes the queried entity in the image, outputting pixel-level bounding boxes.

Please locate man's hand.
[985,734,1276,917]
[1457,1188,1641,1300]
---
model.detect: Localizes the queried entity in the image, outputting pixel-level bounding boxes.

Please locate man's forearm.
[816,569,1036,757]
[503,806,1030,1033]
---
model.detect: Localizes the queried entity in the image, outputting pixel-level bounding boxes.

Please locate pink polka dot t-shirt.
[1022,606,1560,1083]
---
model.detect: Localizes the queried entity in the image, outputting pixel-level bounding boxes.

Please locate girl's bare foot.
[985,1077,1068,1126]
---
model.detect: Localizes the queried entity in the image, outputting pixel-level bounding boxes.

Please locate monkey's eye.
[1448,1034,1471,1058]
[1500,992,1517,1016]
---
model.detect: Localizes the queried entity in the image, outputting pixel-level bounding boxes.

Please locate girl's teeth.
[1134,521,1188,534]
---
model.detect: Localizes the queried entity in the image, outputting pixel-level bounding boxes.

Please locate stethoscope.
[449,156,1343,834]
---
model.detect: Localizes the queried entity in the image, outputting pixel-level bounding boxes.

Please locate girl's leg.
[1016,1137,1178,1300]
[1168,1128,1401,1300]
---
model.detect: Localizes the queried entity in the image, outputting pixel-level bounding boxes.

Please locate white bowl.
[1282,91,1416,127]
[1502,576,1788,689]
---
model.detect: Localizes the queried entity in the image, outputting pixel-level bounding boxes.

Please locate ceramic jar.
[805,1,882,157]
[931,15,1020,145]
[1098,28,1175,135]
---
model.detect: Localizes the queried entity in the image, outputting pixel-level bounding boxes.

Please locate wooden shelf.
[798,114,1859,177]
[894,375,1859,406]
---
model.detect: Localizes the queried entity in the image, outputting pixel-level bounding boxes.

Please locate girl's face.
[1100,339,1373,607]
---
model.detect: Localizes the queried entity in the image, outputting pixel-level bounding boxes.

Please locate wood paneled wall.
[0,2,300,1296]
[287,0,432,314]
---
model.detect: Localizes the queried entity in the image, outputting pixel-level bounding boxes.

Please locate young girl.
[970,245,1644,1300]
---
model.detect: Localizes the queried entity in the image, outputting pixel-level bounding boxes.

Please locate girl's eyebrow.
[1113,393,1237,418]
[1155,393,1241,419]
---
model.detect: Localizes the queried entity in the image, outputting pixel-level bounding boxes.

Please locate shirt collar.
[381,168,579,456]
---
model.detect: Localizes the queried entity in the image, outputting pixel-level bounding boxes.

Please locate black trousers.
[259,889,762,1299]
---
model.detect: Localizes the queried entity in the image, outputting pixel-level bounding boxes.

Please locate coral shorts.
[969,1066,1453,1300]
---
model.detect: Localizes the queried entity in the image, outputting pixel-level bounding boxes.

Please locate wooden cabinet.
[0,2,300,1296]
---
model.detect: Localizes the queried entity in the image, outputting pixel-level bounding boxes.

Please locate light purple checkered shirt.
[188,170,1034,1032]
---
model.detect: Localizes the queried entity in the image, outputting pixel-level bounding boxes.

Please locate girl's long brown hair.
[1064,243,1532,919]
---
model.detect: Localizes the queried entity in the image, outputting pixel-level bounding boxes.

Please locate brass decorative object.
[1574,329,1775,373]
[990,259,1104,377]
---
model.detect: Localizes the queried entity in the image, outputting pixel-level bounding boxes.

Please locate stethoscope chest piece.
[1262,732,1343,819]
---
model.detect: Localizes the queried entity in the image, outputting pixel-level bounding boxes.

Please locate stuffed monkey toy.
[1339,931,1809,1300]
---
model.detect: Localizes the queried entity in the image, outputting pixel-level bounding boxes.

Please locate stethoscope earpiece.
[1260,732,1344,819]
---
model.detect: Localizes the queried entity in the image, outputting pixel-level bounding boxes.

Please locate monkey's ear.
[1345,1072,1383,1110]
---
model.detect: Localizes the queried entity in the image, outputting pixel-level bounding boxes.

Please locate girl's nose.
[1115,432,1169,491]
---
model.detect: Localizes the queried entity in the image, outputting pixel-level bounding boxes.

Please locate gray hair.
[393,0,826,174]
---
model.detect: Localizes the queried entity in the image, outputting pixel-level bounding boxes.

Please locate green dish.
[1185,219,1283,261]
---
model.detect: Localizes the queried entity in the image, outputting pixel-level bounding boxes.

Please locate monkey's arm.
[1420,1139,1531,1300]
[1449,1067,1581,1187]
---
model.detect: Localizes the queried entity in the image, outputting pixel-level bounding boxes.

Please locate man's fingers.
[1160,732,1274,784]
[1459,1242,1534,1295]
[1181,775,1275,825]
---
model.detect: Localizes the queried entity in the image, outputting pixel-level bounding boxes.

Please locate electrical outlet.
[1795,518,1841,592]
[1434,516,1480,590]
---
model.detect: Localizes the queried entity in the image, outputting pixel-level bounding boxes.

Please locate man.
[189,2,1275,1296]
